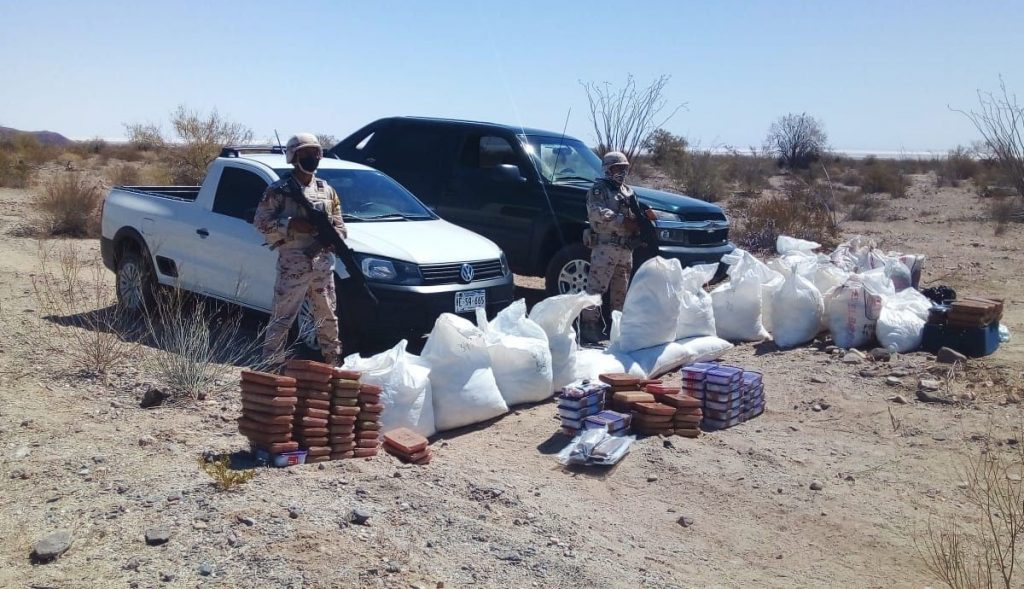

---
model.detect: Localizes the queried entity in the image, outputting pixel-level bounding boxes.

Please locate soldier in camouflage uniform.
[254,133,346,364]
[580,151,641,344]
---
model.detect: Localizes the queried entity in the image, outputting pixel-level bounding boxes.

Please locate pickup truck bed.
[114,186,202,202]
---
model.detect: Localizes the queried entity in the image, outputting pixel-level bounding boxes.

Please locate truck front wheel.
[545,243,592,295]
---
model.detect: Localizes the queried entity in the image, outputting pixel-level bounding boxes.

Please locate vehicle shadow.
[515,284,547,313]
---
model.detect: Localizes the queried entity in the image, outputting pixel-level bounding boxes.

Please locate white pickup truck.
[100,147,515,351]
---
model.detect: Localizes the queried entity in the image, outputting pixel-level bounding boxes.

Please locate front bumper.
[338,274,515,340]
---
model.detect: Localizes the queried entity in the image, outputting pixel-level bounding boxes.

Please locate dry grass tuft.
[36,172,104,237]
[198,456,255,491]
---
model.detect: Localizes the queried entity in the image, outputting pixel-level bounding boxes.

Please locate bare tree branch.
[579,75,686,161]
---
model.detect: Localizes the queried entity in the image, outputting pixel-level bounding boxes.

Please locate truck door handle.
[196,228,210,238]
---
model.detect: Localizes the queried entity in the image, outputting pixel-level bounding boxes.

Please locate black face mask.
[297,156,320,174]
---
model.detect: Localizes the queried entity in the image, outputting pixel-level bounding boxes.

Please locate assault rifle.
[280,176,378,305]
[626,189,657,251]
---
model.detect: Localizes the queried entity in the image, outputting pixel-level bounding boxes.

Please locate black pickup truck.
[329,117,734,294]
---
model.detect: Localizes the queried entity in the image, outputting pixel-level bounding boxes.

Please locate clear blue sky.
[1,0,1021,153]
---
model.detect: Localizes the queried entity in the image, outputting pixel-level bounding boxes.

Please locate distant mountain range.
[0,125,72,147]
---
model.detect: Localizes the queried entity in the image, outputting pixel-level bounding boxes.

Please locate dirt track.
[1,174,1022,588]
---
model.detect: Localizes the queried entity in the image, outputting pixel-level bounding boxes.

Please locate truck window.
[460,135,517,169]
[212,167,269,223]
[371,125,460,203]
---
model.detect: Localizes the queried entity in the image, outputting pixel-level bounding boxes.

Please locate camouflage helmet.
[601,151,629,169]
[285,133,321,164]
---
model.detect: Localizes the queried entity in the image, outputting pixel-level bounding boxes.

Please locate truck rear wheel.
[115,249,157,314]
[545,243,592,295]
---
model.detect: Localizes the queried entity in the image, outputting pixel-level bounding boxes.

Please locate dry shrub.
[31,241,142,378]
[679,147,726,202]
[143,287,276,402]
[938,145,981,187]
[106,163,140,186]
[140,163,174,185]
[0,150,33,188]
[734,182,839,252]
[723,147,772,195]
[991,198,1022,236]
[918,437,1024,589]
[845,195,883,221]
[36,172,104,237]
[198,456,255,491]
[860,158,908,198]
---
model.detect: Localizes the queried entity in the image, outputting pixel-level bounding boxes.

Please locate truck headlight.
[649,209,680,222]
[356,255,422,285]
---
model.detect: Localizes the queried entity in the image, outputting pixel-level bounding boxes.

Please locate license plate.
[455,289,486,313]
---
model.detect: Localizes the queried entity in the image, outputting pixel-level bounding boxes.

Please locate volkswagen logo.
[459,263,475,283]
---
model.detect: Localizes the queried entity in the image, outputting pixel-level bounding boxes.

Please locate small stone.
[677,516,694,528]
[32,529,73,562]
[78,468,90,476]
[237,515,256,527]
[350,507,372,526]
[198,563,214,576]
[842,353,863,365]
[824,345,838,354]
[145,527,172,546]
[161,572,176,583]
[385,561,402,573]
[819,402,831,410]
[9,468,28,480]
[812,404,822,412]
[110,400,124,409]
[166,492,182,502]
[811,375,828,384]
[936,347,967,364]
[92,455,107,464]
[12,446,31,460]
[845,474,855,482]
[138,436,156,447]
[919,379,941,392]
[227,534,245,548]
[810,480,824,491]
[889,395,909,404]
[288,506,301,519]
[886,377,902,387]
[193,521,207,530]
[139,388,168,409]
[869,348,892,362]
[495,550,522,562]
[646,475,658,483]
[1006,393,1021,405]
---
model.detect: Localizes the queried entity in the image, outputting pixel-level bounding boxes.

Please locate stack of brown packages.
[383,427,432,465]
[947,297,1004,328]
[660,393,703,438]
[631,402,676,436]
[354,383,383,458]
[329,368,362,460]
[284,360,333,463]
[600,373,664,413]
[238,370,299,454]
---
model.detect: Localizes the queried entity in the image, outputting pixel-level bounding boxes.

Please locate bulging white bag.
[342,339,435,438]
[573,348,641,382]
[616,257,685,353]
[477,302,553,406]
[711,250,781,342]
[529,292,600,389]
[769,261,824,348]
[421,314,508,432]
[627,336,733,378]
[676,263,718,340]
[876,288,932,352]
[825,276,884,349]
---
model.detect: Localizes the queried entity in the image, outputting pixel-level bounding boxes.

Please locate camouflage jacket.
[254,174,346,252]
[586,178,637,237]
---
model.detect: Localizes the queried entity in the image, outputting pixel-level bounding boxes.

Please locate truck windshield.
[276,169,435,222]
[521,136,603,184]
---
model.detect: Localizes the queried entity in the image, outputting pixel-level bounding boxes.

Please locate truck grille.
[419,259,505,285]
[686,228,729,246]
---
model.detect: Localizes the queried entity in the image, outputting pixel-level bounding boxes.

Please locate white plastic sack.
[342,339,436,438]
[476,302,553,406]
[777,235,821,254]
[825,276,885,349]
[711,250,781,342]
[876,288,931,352]
[529,292,601,389]
[675,263,718,340]
[573,348,641,382]
[616,257,685,353]
[627,336,733,379]
[859,267,897,298]
[768,261,824,348]
[421,314,508,432]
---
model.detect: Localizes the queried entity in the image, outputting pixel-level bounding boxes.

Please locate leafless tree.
[953,77,1024,203]
[580,75,686,162]
[765,113,828,169]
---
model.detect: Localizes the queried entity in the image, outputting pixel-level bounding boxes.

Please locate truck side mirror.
[493,164,526,183]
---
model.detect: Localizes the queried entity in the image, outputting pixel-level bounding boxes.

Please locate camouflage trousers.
[263,249,340,364]
[581,244,633,325]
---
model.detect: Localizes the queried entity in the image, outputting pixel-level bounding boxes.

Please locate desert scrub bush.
[991,198,1022,235]
[918,436,1024,589]
[0,150,33,188]
[860,158,908,198]
[679,146,726,202]
[198,456,255,491]
[36,172,104,237]
[143,287,276,402]
[723,147,771,195]
[938,145,981,187]
[31,241,142,378]
[845,195,884,221]
[106,163,141,186]
[765,112,828,169]
[734,182,839,252]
